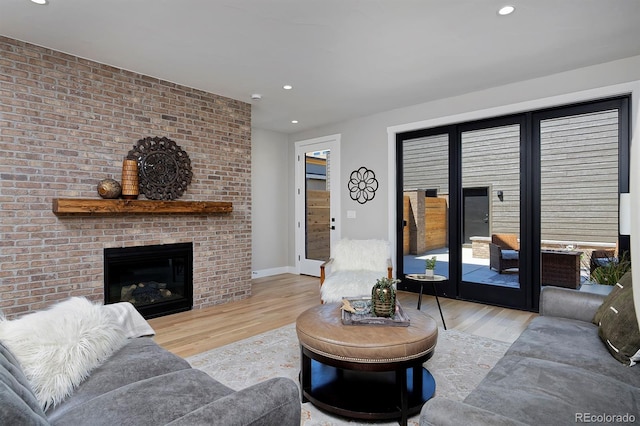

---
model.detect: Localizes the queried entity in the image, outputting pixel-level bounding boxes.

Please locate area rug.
[186,323,511,426]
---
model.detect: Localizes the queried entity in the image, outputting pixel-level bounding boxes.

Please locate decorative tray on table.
[341,297,410,327]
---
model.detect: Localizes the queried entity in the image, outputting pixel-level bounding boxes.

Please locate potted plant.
[591,251,631,285]
[371,277,399,317]
[425,256,437,277]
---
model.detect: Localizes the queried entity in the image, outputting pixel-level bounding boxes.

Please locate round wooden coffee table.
[295,303,438,426]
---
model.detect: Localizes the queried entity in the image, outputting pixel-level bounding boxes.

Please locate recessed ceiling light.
[498,5,515,15]
[30,0,48,4]
[291,120,299,124]
[283,85,293,90]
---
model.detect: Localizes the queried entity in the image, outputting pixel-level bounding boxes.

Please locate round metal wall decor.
[127,136,193,200]
[348,166,378,204]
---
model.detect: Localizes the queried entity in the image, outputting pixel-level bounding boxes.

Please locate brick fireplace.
[0,37,252,319]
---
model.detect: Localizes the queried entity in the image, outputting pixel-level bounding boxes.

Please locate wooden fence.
[403,192,448,255]
[306,190,330,261]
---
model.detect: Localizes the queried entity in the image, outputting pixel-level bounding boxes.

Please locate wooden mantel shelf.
[52,198,233,215]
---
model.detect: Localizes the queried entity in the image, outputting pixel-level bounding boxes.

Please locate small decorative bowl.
[351,300,370,315]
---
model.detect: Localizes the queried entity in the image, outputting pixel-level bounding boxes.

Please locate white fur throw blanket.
[0,297,129,410]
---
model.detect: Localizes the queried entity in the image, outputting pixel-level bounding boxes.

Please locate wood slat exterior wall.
[403,134,449,194]
[462,124,520,235]
[403,110,619,245]
[540,110,618,243]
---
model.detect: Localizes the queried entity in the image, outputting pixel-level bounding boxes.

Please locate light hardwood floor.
[148,273,537,359]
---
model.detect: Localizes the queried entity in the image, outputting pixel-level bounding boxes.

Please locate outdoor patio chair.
[320,239,393,303]
[489,233,519,273]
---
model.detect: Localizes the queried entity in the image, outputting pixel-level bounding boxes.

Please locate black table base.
[300,347,436,426]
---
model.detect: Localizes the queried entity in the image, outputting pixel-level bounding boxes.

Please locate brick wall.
[0,37,252,318]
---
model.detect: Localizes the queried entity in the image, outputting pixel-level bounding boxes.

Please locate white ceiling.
[2,0,640,134]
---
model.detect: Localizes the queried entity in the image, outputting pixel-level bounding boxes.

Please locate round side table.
[406,274,447,330]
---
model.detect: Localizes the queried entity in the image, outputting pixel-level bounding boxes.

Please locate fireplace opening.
[104,242,193,319]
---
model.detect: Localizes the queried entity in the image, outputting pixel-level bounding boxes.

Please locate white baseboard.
[251,266,297,279]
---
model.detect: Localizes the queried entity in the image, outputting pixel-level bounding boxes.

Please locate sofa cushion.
[48,369,234,426]
[506,316,640,387]
[598,281,640,366]
[463,355,640,426]
[0,383,50,426]
[501,249,518,260]
[0,341,49,425]
[0,297,127,410]
[167,377,302,426]
[593,271,632,325]
[46,337,191,420]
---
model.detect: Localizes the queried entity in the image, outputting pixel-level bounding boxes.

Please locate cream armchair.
[320,239,393,304]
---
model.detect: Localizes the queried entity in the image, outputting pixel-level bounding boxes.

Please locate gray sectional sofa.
[420,275,640,425]
[1,304,301,426]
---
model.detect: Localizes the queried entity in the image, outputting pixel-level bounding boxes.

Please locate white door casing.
[295,134,341,276]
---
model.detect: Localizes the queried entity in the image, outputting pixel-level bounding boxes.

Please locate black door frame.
[396,95,630,312]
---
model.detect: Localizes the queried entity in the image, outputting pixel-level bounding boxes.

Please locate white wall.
[290,55,640,246]
[251,55,640,275]
[251,128,293,277]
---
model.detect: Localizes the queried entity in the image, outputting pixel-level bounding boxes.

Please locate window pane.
[461,124,520,288]
[402,134,449,279]
[305,150,331,262]
[540,110,619,288]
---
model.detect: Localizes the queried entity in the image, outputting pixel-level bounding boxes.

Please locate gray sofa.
[420,281,640,425]
[1,336,301,426]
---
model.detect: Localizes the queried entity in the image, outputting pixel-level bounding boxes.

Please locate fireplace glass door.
[104,242,193,318]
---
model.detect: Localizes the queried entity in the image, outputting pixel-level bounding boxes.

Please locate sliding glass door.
[457,118,528,308]
[396,96,630,311]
